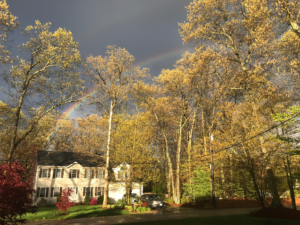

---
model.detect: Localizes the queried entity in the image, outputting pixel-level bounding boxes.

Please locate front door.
[68,187,78,202]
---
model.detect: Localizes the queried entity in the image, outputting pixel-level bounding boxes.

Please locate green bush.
[97,195,104,205]
[128,206,133,212]
[115,199,126,208]
[84,191,90,205]
[136,207,142,212]
[147,207,151,211]
[56,193,61,203]
[164,198,174,203]
[106,204,111,209]
[141,207,146,212]
[37,198,48,207]
[111,205,116,209]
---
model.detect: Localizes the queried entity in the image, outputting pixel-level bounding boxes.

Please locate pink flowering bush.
[90,197,98,205]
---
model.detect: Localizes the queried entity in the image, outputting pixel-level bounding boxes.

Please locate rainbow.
[42,46,193,147]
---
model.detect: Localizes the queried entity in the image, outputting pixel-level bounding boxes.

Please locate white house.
[34,151,143,204]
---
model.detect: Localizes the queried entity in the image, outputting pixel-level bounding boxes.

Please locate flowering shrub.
[0,161,37,225]
[90,197,98,205]
[55,188,75,213]
[141,202,148,207]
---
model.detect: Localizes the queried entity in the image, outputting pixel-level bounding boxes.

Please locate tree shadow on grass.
[65,209,128,219]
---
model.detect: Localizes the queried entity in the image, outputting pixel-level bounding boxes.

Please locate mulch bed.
[251,207,300,221]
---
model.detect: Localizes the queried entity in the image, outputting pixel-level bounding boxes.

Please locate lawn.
[21,205,129,221]
[121,214,300,225]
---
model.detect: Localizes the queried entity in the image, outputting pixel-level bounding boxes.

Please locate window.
[71,169,78,178]
[118,171,125,180]
[39,188,46,197]
[53,169,62,178]
[95,187,104,196]
[97,169,104,179]
[53,187,60,197]
[84,187,93,196]
[42,169,48,178]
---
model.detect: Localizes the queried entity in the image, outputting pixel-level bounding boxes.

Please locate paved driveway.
[26,206,261,225]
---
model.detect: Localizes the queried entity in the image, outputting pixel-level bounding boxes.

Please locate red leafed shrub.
[90,197,98,205]
[0,161,37,225]
[55,188,75,213]
[142,202,148,207]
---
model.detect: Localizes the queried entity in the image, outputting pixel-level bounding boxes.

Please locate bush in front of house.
[128,206,133,212]
[57,193,61,202]
[106,204,111,209]
[36,198,48,207]
[141,207,146,212]
[90,197,98,205]
[111,205,116,209]
[84,192,90,205]
[147,207,151,211]
[55,188,75,213]
[164,198,174,204]
[115,199,126,208]
[136,207,142,212]
[97,195,103,205]
[141,202,148,207]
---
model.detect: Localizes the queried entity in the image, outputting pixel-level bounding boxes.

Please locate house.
[34,151,143,204]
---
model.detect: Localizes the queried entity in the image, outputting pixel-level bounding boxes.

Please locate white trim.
[67,161,80,168]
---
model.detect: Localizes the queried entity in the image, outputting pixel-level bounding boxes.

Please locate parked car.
[122,193,140,204]
[141,194,165,208]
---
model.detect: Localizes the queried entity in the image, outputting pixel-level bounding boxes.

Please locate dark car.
[141,194,165,208]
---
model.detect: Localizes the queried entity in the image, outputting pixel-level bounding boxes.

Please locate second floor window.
[53,169,62,178]
[71,169,78,178]
[97,169,104,179]
[42,169,49,178]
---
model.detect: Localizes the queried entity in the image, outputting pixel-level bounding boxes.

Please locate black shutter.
[84,169,87,178]
[61,169,64,178]
[76,187,78,194]
[51,187,54,197]
[69,169,72,178]
[77,170,79,178]
[91,169,94,178]
[60,187,62,195]
[48,168,51,178]
[37,187,40,197]
[91,187,93,197]
[45,188,49,197]
[83,187,86,196]
[39,168,42,178]
[53,169,56,178]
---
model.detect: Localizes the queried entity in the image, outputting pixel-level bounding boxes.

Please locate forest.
[1,0,300,211]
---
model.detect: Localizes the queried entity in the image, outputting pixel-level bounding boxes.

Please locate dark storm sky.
[3,0,194,117]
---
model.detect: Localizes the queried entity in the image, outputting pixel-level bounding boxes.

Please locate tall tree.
[86,46,149,208]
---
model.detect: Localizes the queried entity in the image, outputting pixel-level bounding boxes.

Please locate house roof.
[37,151,105,167]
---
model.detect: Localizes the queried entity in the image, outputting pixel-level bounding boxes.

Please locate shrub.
[55,188,76,213]
[84,191,90,205]
[0,161,37,225]
[115,199,126,208]
[128,206,133,212]
[147,207,151,211]
[141,202,148,207]
[57,193,61,202]
[111,205,116,209]
[141,207,146,212]
[136,207,142,212]
[97,195,104,205]
[90,197,98,205]
[106,204,111,209]
[164,198,174,203]
[37,198,48,207]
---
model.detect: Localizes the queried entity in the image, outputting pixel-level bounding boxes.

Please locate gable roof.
[37,151,105,167]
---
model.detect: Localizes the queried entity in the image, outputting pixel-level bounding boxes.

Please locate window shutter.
[45,187,49,197]
[84,169,87,178]
[53,169,56,178]
[91,187,93,197]
[77,170,79,178]
[37,187,40,197]
[51,187,54,197]
[91,169,94,178]
[76,187,78,194]
[96,169,98,178]
[60,187,62,195]
[102,170,104,179]
[48,168,51,178]
[39,168,42,178]
[61,169,64,178]
[83,187,86,196]
[69,169,72,178]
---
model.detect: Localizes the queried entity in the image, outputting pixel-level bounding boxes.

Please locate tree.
[0,161,37,225]
[86,45,149,208]
[55,188,75,213]
[2,20,85,163]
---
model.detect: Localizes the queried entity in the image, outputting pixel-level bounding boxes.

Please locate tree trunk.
[187,108,196,186]
[175,115,183,204]
[266,166,283,208]
[200,105,207,154]
[163,133,175,201]
[102,101,113,208]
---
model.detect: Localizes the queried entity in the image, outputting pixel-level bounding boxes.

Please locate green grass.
[21,205,129,221]
[121,214,299,225]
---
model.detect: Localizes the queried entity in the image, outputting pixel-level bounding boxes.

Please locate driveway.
[26,206,261,225]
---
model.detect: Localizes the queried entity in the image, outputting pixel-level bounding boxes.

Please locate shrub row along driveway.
[26,206,261,225]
